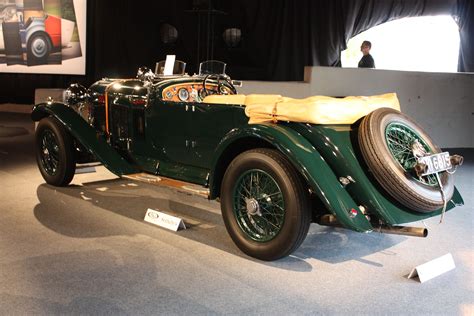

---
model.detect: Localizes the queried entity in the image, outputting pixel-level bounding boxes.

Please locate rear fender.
[209,123,373,232]
[25,18,47,44]
[291,123,464,225]
[32,102,136,176]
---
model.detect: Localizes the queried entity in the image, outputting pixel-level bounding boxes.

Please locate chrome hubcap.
[411,139,427,158]
[245,197,261,216]
[32,38,47,58]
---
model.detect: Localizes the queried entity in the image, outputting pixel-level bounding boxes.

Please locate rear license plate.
[418,152,452,176]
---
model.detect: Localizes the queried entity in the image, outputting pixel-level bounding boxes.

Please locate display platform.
[0,112,472,314]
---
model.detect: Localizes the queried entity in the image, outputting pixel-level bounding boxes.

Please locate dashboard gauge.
[165,91,173,99]
[178,88,189,101]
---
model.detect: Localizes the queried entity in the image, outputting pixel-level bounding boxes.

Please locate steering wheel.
[202,74,237,98]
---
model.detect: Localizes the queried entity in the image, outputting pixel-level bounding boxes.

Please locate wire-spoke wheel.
[385,122,438,186]
[35,117,76,186]
[221,148,311,261]
[358,108,454,212]
[39,129,60,176]
[232,169,286,242]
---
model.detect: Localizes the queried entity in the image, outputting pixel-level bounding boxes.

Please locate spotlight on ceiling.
[160,23,178,44]
[223,28,241,48]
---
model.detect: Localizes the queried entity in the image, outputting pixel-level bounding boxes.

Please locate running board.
[122,173,210,199]
[75,162,102,174]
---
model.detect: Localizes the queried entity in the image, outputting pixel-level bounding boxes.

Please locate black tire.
[220,148,311,261]
[27,32,51,63]
[358,107,454,212]
[35,117,76,186]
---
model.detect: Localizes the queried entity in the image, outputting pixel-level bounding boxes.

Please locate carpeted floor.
[0,112,472,315]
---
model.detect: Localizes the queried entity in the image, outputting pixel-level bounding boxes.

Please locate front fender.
[32,102,136,176]
[209,123,373,232]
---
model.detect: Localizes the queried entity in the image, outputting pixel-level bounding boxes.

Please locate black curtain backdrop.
[456,0,474,72]
[0,0,471,104]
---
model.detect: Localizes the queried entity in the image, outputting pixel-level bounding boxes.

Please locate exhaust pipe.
[319,215,428,238]
[377,225,428,238]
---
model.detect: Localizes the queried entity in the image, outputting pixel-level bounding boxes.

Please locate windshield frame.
[155,60,187,77]
[198,60,227,76]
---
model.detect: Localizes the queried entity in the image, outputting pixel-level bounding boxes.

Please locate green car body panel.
[31,71,463,234]
[208,123,374,232]
[32,102,137,175]
[290,123,463,224]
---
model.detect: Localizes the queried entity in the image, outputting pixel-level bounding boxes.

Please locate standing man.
[358,40,375,68]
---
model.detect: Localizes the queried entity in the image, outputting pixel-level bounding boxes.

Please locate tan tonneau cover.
[245,93,400,124]
[204,93,400,124]
[203,94,247,105]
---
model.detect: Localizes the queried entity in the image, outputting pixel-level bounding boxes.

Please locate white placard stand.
[163,55,176,76]
[144,208,186,232]
[407,253,455,283]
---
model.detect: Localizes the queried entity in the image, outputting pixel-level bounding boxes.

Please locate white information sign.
[408,253,455,283]
[163,55,176,76]
[144,208,186,232]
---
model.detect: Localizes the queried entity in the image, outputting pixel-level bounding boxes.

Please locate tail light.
[349,208,358,218]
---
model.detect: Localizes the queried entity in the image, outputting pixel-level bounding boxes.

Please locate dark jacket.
[358,54,375,68]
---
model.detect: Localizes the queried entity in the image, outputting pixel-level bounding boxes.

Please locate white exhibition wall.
[238,67,473,148]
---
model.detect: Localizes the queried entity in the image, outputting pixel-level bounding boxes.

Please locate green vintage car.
[31,60,464,261]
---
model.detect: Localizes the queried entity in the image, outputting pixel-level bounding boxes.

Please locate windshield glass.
[155,60,186,76]
[199,60,226,75]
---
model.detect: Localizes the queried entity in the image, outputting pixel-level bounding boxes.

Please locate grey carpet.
[0,112,472,315]
[0,125,29,137]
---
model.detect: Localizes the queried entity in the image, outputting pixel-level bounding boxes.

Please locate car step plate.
[418,152,452,176]
[122,173,210,198]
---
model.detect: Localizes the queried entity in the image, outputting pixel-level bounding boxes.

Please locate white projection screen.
[0,0,86,75]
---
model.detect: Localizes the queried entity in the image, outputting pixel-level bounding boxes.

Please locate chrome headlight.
[136,66,156,81]
[65,83,88,105]
[65,83,93,125]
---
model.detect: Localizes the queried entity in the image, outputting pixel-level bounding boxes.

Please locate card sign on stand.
[163,55,176,76]
[407,253,455,283]
[144,208,186,231]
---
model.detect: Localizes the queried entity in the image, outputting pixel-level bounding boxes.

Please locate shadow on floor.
[296,227,401,265]
[0,125,29,137]
[34,179,405,271]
